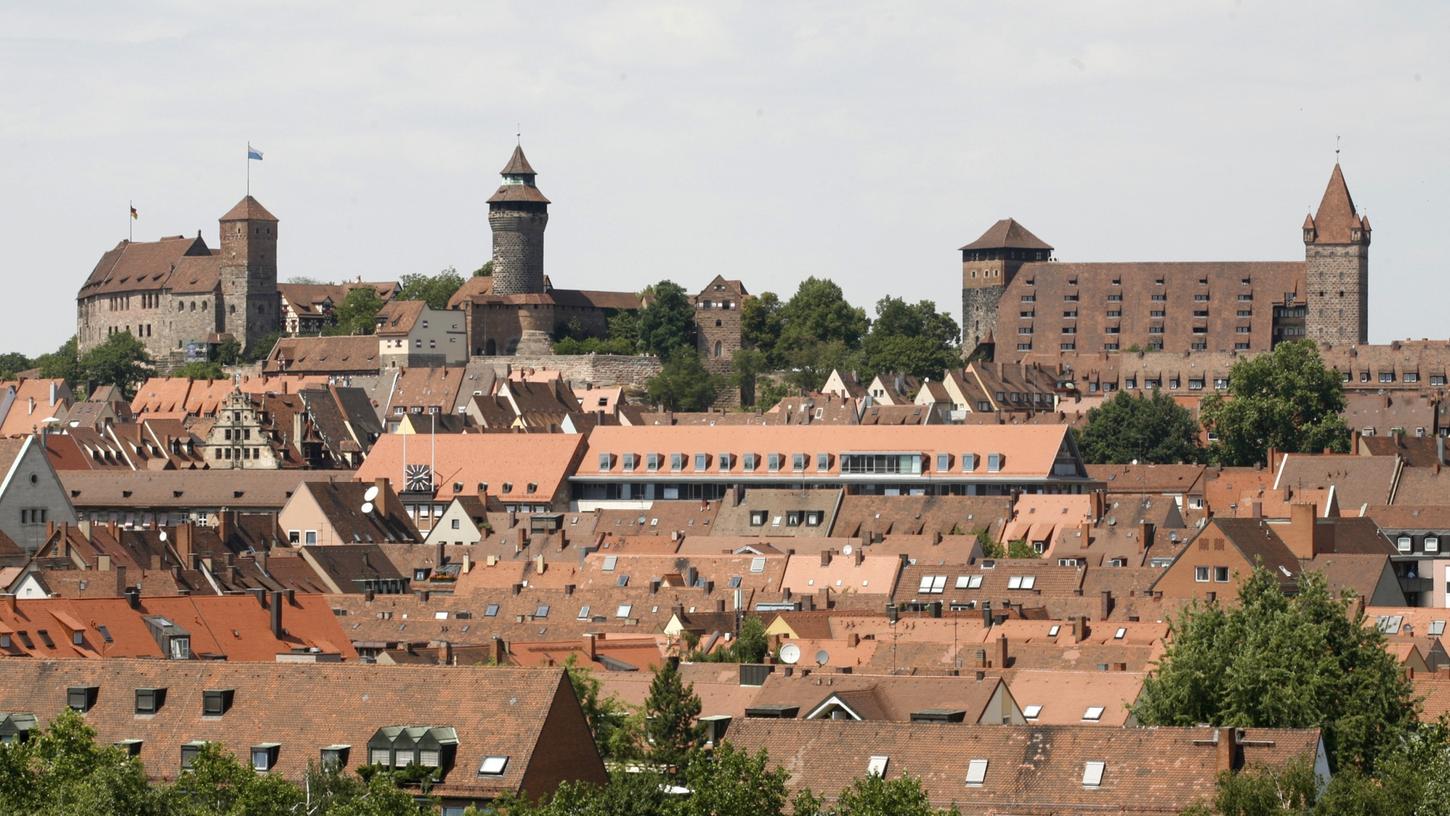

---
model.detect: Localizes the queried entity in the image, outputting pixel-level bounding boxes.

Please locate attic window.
[917,575,946,594]
[750,557,766,574]
[479,756,509,776]
[598,453,613,471]
[320,745,349,769]
[866,756,889,777]
[956,575,982,589]
[792,453,807,472]
[67,686,98,712]
[484,604,499,617]
[1047,624,1061,637]
[1113,628,1127,640]
[251,743,280,772]
[743,453,759,472]
[961,454,977,472]
[1082,760,1106,788]
[577,605,591,620]
[936,453,951,471]
[1083,706,1104,721]
[816,453,830,471]
[646,453,661,472]
[602,556,618,572]
[615,604,632,619]
[135,688,165,714]
[718,453,734,471]
[1429,620,1446,636]
[1022,704,1042,720]
[986,453,1004,472]
[534,604,550,619]
[622,454,638,472]
[202,689,234,716]
[694,453,709,471]
[965,758,989,787]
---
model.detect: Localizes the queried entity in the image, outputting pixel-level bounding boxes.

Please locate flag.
[129,205,138,220]
[247,144,263,161]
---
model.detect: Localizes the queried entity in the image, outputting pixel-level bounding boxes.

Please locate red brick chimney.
[995,634,1009,669]
[1216,727,1241,773]
[820,549,832,567]
[175,525,194,570]
[1283,503,1319,560]
[373,477,390,516]
[584,633,598,662]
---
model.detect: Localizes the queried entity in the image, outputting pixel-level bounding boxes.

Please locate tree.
[1133,568,1417,772]
[327,288,384,336]
[564,654,632,760]
[474,260,493,277]
[285,275,323,284]
[160,743,303,815]
[1,708,159,815]
[1076,390,1203,464]
[860,297,961,381]
[741,291,784,366]
[690,615,767,663]
[79,332,151,395]
[172,361,225,380]
[240,331,280,363]
[831,773,959,816]
[675,744,789,816]
[643,659,703,771]
[0,352,32,380]
[1199,341,1350,466]
[980,538,1040,559]
[638,281,697,359]
[398,268,466,310]
[775,278,868,382]
[35,336,83,388]
[647,352,718,412]
[732,348,765,408]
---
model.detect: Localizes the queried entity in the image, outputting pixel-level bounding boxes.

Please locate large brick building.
[451,144,642,356]
[962,164,1370,362]
[77,197,281,364]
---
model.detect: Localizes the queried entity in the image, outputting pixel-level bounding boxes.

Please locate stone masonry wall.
[482,354,663,390]
[962,285,1003,354]
[488,210,547,295]
[1305,244,1368,346]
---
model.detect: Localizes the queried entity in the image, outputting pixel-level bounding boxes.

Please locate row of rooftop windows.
[598,452,1005,475]
[864,754,1107,789]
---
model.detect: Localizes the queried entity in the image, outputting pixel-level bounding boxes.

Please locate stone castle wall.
[488,209,547,295]
[1305,244,1369,346]
[482,353,663,389]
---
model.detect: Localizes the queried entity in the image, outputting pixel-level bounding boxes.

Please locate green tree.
[831,773,958,816]
[241,331,280,363]
[690,615,768,663]
[474,260,493,277]
[563,654,631,760]
[638,281,697,359]
[498,769,670,816]
[1199,341,1350,466]
[398,268,466,310]
[676,744,789,816]
[327,288,384,336]
[647,352,719,412]
[644,659,703,772]
[0,352,32,380]
[776,279,868,386]
[214,336,243,365]
[1076,390,1203,464]
[285,275,323,284]
[35,336,83,388]
[2,708,159,815]
[172,361,225,380]
[79,332,151,395]
[1133,568,1417,772]
[860,297,961,381]
[732,348,765,408]
[741,291,784,366]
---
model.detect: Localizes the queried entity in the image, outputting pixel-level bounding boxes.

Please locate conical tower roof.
[1310,164,1362,244]
[500,144,536,176]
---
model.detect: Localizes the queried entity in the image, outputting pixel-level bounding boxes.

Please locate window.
[986,453,1003,472]
[750,556,766,573]
[320,746,349,769]
[622,453,637,472]
[965,758,989,787]
[1047,624,1061,637]
[615,604,632,619]
[181,742,205,771]
[1398,536,1412,553]
[534,604,550,619]
[577,605,591,620]
[694,453,708,471]
[816,452,830,471]
[1082,760,1106,788]
[961,454,977,472]
[1023,704,1042,720]
[202,689,233,716]
[602,555,618,571]
[790,453,807,472]
[1430,620,1447,636]
[743,453,758,472]
[1214,566,1230,583]
[484,604,499,617]
[866,756,889,777]
[135,688,164,714]
[646,453,661,472]
[918,575,947,594]
[1083,706,1104,722]
[479,756,509,776]
[1427,537,1440,553]
[67,686,98,712]
[1194,566,1209,583]
[252,744,280,772]
[718,453,734,471]
[670,453,685,471]
[750,510,767,527]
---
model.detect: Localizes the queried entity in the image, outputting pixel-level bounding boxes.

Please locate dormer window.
[251,743,280,772]
[202,689,234,716]
[67,686,98,712]
[135,688,165,714]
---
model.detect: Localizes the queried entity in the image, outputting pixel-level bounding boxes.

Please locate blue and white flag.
[247,144,264,161]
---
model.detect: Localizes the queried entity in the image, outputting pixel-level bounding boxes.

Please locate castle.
[77,197,280,363]
[961,163,1371,362]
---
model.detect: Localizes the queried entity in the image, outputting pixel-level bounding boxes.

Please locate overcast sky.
[2,1,1446,356]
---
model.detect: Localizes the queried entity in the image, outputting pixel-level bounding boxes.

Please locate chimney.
[974,648,987,669]
[269,590,284,638]
[995,634,1009,669]
[584,633,598,662]
[175,525,194,570]
[434,540,446,569]
[218,510,234,544]
[1248,499,1262,519]
[125,586,140,610]
[115,564,127,596]
[1138,522,1154,552]
[3,595,16,615]
[1100,590,1114,621]
[438,641,453,666]
[854,548,864,566]
[373,478,389,516]
[1284,503,1318,560]
[649,578,661,595]
[1072,615,1087,643]
[1439,435,1446,467]
[1216,727,1242,773]
[820,549,832,567]
[981,600,993,628]
[534,554,546,575]
[492,636,508,665]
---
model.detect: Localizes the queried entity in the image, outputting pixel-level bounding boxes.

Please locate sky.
[1,1,1447,356]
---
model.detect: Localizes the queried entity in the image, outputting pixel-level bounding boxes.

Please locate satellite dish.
[779,643,801,665]
[842,544,853,556]
[158,531,168,542]
[360,501,374,515]
[815,649,830,667]
[363,485,380,502]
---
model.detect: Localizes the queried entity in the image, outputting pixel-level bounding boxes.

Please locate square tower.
[1303,164,1370,346]
[959,219,1053,354]
[219,196,280,351]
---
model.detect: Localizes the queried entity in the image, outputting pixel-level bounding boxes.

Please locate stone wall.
[961,285,1004,354]
[481,353,663,389]
[488,209,547,295]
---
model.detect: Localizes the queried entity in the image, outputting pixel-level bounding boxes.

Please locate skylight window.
[602,556,618,572]
[965,758,988,787]
[479,756,509,776]
[615,604,632,619]
[1113,628,1127,640]
[1083,761,1106,788]
[1047,624,1061,637]
[1083,706,1104,721]
[866,756,888,777]
[1023,704,1042,719]
[1430,620,1446,636]
[1021,576,1036,589]
[577,606,590,620]
[484,604,499,617]
[750,557,766,574]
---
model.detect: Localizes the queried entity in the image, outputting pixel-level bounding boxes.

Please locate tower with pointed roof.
[1303,164,1370,346]
[218,195,280,352]
[959,218,1054,353]
[487,144,550,296]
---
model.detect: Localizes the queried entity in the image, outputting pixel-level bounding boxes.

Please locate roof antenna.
[1335,135,1341,164]
[516,123,521,146]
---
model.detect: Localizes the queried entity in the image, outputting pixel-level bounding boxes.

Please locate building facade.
[963,165,1369,362]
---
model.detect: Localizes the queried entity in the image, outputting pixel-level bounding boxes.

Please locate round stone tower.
[487,144,550,296]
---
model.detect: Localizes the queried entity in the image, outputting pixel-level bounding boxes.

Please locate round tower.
[487,144,550,295]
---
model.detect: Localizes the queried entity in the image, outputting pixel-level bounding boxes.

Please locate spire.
[1309,164,1363,244]
[500,144,536,177]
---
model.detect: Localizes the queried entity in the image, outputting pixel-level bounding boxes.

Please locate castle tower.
[487,144,550,296]
[959,218,1053,353]
[1303,164,1370,346]
[218,196,279,351]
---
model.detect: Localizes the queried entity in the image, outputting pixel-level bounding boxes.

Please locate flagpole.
[246,143,250,197]
[128,200,133,242]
